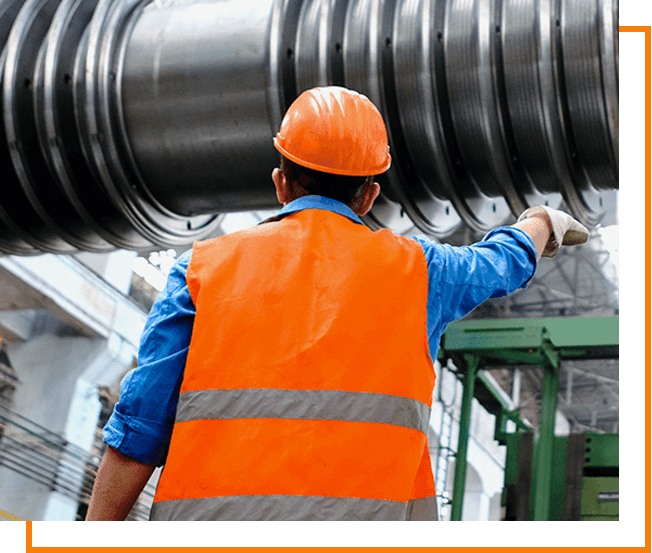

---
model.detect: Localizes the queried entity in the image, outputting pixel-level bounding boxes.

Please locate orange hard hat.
[273,86,391,176]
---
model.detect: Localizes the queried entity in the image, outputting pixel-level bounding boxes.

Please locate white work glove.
[517,206,589,258]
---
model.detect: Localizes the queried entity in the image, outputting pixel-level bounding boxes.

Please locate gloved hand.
[517,206,589,258]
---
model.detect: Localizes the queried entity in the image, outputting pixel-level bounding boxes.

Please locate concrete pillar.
[42,378,103,521]
[488,491,503,521]
[0,328,137,520]
[0,335,104,520]
[5,335,105,439]
[461,463,488,521]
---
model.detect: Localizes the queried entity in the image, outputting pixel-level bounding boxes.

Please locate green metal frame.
[449,354,479,522]
[581,477,619,520]
[503,432,619,520]
[437,317,618,521]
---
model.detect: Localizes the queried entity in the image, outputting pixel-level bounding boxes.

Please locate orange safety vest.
[150,208,437,520]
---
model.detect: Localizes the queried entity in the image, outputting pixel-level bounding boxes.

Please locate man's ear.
[272,168,290,205]
[350,180,381,216]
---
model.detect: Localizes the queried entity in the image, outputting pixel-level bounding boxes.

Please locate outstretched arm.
[86,446,156,520]
[512,216,551,260]
[413,205,590,330]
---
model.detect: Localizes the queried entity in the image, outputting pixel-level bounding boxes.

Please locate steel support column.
[532,361,560,520]
[450,353,479,521]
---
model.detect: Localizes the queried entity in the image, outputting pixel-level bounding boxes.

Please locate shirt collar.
[258,195,364,225]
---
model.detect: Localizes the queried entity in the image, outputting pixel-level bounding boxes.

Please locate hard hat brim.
[274,136,391,177]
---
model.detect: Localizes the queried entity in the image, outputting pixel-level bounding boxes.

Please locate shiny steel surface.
[36,0,147,251]
[121,0,282,216]
[558,0,619,224]
[295,0,347,90]
[444,0,520,225]
[345,0,462,236]
[391,0,464,235]
[80,0,222,246]
[3,0,78,253]
[0,0,35,255]
[0,0,618,253]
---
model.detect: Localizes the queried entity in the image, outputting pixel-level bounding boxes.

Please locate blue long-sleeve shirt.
[104,196,537,465]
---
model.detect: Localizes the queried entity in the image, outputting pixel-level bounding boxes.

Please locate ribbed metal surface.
[0,0,618,253]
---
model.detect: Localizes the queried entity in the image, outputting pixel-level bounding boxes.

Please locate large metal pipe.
[0,0,618,254]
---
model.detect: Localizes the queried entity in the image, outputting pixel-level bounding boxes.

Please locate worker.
[85,86,588,521]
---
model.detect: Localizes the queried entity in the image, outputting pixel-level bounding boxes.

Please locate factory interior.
[0,0,620,522]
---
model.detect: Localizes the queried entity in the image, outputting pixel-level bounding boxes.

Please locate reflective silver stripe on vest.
[150,495,438,521]
[175,388,430,434]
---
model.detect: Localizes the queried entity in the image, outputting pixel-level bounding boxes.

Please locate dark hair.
[280,156,372,204]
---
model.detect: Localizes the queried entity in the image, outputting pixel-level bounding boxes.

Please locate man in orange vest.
[86,86,588,521]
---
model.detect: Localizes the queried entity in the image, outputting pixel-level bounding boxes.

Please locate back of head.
[273,86,391,203]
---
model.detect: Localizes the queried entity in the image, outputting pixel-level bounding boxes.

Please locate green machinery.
[503,431,618,520]
[437,316,619,521]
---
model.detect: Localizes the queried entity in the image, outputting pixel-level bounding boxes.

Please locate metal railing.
[0,405,154,521]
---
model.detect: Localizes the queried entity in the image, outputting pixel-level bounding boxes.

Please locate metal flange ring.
[344,0,461,238]
[79,0,223,248]
[35,0,151,251]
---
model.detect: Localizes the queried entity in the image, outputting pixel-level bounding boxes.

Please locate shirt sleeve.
[412,226,537,358]
[102,249,195,466]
